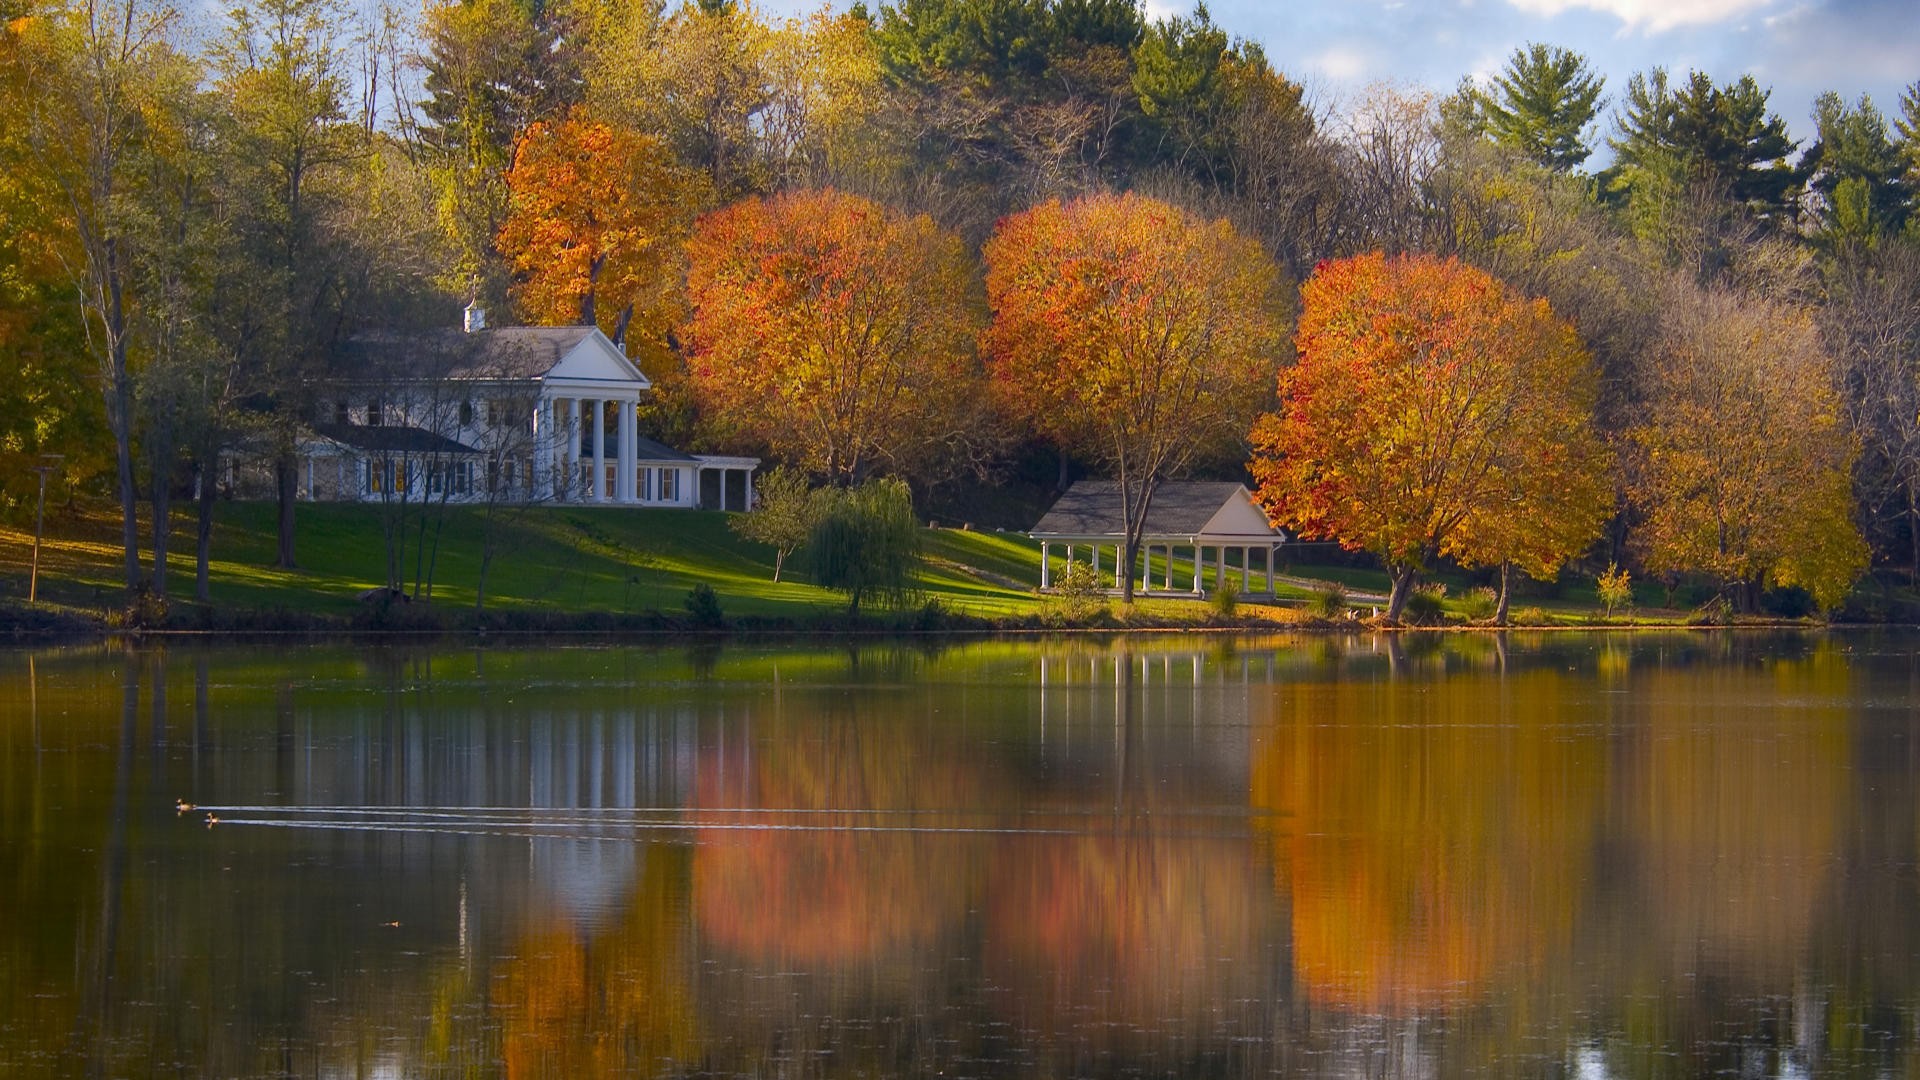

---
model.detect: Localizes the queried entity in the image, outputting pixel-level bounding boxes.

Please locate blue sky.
[761,0,1918,158]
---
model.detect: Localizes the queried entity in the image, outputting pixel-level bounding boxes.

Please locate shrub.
[1461,586,1498,621]
[683,583,725,628]
[1048,560,1108,623]
[1306,582,1348,619]
[1596,562,1632,617]
[1211,579,1239,619]
[1513,605,1549,626]
[1401,583,1447,625]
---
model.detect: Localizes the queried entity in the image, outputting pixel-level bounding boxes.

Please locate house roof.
[312,424,477,456]
[632,436,696,463]
[333,326,623,382]
[1030,481,1283,541]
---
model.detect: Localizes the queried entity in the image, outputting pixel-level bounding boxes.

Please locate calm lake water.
[3,632,1918,1078]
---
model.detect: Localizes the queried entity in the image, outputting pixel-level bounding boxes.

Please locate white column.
[593,399,608,502]
[1040,542,1051,589]
[1165,545,1175,591]
[1193,545,1204,594]
[1266,545,1276,595]
[1114,543,1125,589]
[618,400,636,502]
[1092,543,1101,578]
[565,398,581,501]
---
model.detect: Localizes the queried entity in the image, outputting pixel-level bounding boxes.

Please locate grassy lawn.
[0,497,1732,629]
[0,500,1065,622]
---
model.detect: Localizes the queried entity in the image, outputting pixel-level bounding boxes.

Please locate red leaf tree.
[683,188,982,484]
[982,192,1285,603]
[1250,252,1613,621]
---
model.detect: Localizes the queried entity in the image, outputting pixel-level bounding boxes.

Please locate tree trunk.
[1494,561,1512,625]
[1386,564,1418,622]
[195,461,216,604]
[275,452,298,568]
[1907,479,1919,583]
[150,452,170,598]
[108,342,140,591]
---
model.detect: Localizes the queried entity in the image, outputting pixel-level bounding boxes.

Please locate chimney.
[463,300,487,333]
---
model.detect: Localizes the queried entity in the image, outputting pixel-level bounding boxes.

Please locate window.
[334,400,350,426]
[640,467,652,502]
[365,459,405,494]
[660,467,679,502]
[459,401,474,427]
[366,399,384,427]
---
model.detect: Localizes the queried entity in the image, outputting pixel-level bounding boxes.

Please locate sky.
[761,0,1919,159]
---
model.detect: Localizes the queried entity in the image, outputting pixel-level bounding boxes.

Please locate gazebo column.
[1192,545,1204,594]
[1092,544,1101,579]
[1114,543,1125,590]
[593,399,608,502]
[1040,542,1051,589]
[1164,545,1175,591]
[1266,545,1276,595]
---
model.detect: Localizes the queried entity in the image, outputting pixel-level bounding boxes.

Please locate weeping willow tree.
[806,479,922,616]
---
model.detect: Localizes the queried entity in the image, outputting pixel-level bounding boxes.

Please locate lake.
[2,631,1916,1077]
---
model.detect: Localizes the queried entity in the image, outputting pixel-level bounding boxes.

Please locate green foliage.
[727,466,822,582]
[1608,68,1801,230]
[1046,558,1108,623]
[806,478,924,615]
[1305,581,1348,620]
[1596,562,1632,616]
[1210,577,1238,618]
[683,582,724,628]
[1466,42,1606,171]
[1461,586,1498,621]
[1513,605,1550,626]
[1402,583,1447,625]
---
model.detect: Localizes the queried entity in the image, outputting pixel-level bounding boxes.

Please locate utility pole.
[28,454,63,605]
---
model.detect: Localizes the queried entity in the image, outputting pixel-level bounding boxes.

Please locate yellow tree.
[1630,284,1867,611]
[982,191,1285,603]
[682,187,982,484]
[496,106,704,363]
[1250,253,1613,621]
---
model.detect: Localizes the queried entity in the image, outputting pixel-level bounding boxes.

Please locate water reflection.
[1,633,1918,1076]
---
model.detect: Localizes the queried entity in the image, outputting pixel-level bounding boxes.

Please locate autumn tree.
[496,106,704,363]
[1630,284,1867,611]
[683,187,984,485]
[11,0,195,589]
[983,191,1284,603]
[417,0,583,303]
[1249,253,1613,622]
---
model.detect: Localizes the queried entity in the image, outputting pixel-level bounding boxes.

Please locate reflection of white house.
[229,310,758,509]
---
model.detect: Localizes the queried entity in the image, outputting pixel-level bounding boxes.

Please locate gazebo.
[1029,481,1287,596]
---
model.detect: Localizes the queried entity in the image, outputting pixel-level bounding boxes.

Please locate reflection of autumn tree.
[1613,649,1851,982]
[691,711,988,965]
[985,829,1271,1037]
[494,846,697,1077]
[1253,671,1607,1015]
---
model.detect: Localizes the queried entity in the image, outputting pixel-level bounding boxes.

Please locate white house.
[229,308,757,510]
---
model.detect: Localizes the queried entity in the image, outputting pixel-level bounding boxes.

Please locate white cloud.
[1502,0,1778,33]
[1308,45,1374,81]
[1142,0,1192,22]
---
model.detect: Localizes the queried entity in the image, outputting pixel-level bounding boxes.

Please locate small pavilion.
[1029,481,1287,596]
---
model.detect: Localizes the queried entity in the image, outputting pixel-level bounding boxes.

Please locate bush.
[1211,579,1239,619]
[1401,583,1447,625]
[1513,605,1549,626]
[1461,586,1498,621]
[1306,582,1348,619]
[1048,560,1108,623]
[683,583,725,628]
[1596,562,1632,617]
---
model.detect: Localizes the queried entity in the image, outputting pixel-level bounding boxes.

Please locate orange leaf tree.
[496,106,703,360]
[1250,252,1613,621]
[982,191,1284,603]
[682,187,982,484]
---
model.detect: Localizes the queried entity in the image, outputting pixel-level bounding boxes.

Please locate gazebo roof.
[1030,481,1283,542]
